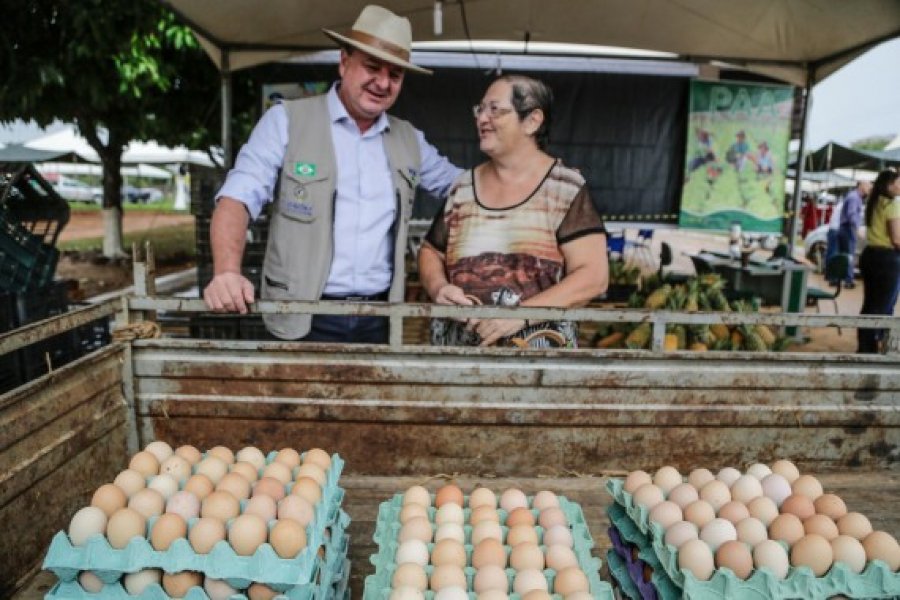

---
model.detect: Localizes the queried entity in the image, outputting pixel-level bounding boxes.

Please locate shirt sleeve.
[216,104,289,220]
[415,129,463,199]
[557,185,607,245]
[424,197,450,253]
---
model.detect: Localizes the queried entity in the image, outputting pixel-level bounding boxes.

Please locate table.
[696,251,809,314]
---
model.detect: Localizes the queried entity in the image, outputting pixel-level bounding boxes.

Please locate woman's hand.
[476,318,527,347]
[435,285,476,323]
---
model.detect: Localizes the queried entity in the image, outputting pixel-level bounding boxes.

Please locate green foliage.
[59,224,195,259]
[850,136,891,153]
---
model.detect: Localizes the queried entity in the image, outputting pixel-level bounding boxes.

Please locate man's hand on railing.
[203,272,255,314]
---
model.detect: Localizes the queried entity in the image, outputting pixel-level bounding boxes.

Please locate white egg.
[664,521,699,548]
[68,506,107,546]
[761,473,793,507]
[746,463,773,480]
[124,569,162,595]
[700,518,738,551]
[716,467,742,487]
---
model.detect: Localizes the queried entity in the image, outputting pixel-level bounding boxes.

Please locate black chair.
[806,253,851,320]
[658,242,692,284]
[607,234,626,260]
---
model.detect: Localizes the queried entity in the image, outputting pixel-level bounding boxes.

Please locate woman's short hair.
[500,75,553,150]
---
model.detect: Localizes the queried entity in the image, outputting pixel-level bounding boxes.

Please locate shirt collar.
[327,82,390,135]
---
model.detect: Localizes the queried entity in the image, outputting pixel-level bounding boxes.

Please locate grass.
[67,196,182,213]
[58,223,196,262]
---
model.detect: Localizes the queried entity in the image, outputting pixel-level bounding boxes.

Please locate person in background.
[825,193,844,285]
[837,180,872,288]
[857,169,900,353]
[418,75,608,348]
[202,5,460,343]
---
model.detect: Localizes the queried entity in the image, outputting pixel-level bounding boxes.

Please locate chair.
[658,242,692,284]
[607,233,626,261]
[806,253,851,323]
[624,228,655,266]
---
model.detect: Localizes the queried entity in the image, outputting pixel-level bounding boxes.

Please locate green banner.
[679,80,794,233]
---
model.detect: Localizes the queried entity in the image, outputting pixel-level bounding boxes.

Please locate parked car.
[803,224,866,273]
[52,176,102,204]
[122,185,164,203]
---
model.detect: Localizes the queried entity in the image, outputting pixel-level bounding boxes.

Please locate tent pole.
[787,73,813,256]
[221,51,234,169]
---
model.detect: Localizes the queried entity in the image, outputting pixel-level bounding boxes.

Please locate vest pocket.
[277,170,330,223]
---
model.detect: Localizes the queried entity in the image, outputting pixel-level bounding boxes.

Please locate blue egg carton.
[606,477,900,599]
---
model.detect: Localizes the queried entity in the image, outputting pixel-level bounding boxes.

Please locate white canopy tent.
[36,162,173,180]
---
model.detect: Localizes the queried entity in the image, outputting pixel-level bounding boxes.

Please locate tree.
[851,135,892,153]
[0,0,222,257]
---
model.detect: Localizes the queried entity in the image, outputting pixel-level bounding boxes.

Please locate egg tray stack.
[361,493,615,599]
[606,478,900,600]
[605,502,680,600]
[42,452,350,600]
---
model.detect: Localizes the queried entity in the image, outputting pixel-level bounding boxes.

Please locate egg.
[700,518,738,551]
[512,569,548,595]
[163,491,198,521]
[753,539,790,579]
[804,514,839,540]
[792,475,824,500]
[769,513,805,547]
[106,508,146,549]
[162,571,203,599]
[148,474,179,500]
[247,582,279,600]
[400,503,429,524]
[781,494,815,520]
[436,503,465,526]
[862,531,900,571]
[746,463,773,480]
[563,593,593,600]
[235,446,266,470]
[160,455,192,482]
[188,517,226,553]
[831,535,867,573]
[553,567,589,595]
[716,467,741,487]
[183,474,214,500]
[471,521,502,545]
[230,461,259,483]
[470,505,500,526]
[507,524,539,547]
[538,507,567,530]
[717,501,750,526]
[435,522,466,544]
[678,538,715,580]
[252,476,286,502]
[403,485,432,507]
[113,469,146,497]
[668,483,700,509]
[430,565,467,591]
[505,507,535,527]
[129,451,160,477]
[175,445,202,465]
[715,540,754,579]
[68,507,107,545]
[78,571,104,593]
[653,466,683,494]
[128,488,165,518]
[499,488,528,512]
[736,517,768,547]
[632,484,665,510]
[543,524,574,548]
[277,495,314,526]
[196,456,228,485]
[293,463,326,486]
[399,517,433,543]
[469,487,497,509]
[432,539,467,568]
[747,496,779,526]
[289,477,320,504]
[700,480,732,512]
[244,494,277,522]
[394,539,429,567]
[474,564,509,593]
[730,475,763,504]
[435,484,465,508]
[532,490,559,511]
[216,472,252,500]
[389,587,425,600]
[665,521,699,548]
[150,513,187,551]
[207,445,235,465]
[545,544,578,571]
[203,578,239,600]
[302,447,332,470]
[435,588,468,600]
[791,533,833,576]
[770,459,800,483]
[684,500,717,529]
[91,484,127,518]
[837,512,873,540]
[688,468,716,490]
[624,470,652,494]
[510,542,544,571]
[521,592,551,600]
[144,441,174,463]
[814,493,848,520]
[124,569,162,595]
[472,538,507,568]
[269,518,307,558]
[649,501,683,530]
[228,513,267,556]
[200,490,239,523]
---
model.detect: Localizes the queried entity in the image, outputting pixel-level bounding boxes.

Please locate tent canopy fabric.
[794,141,900,171]
[160,0,900,85]
[0,144,79,164]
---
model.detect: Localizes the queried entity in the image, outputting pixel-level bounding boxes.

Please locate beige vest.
[261,94,421,339]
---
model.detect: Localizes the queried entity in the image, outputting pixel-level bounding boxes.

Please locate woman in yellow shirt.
[858,169,900,353]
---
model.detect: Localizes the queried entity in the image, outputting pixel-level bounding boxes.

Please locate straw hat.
[323,5,432,75]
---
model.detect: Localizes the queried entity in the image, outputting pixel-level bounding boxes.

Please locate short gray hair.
[499,75,553,149]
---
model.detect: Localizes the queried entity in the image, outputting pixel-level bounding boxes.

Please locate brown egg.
[79,571,104,593]
[106,508,146,549]
[632,484,665,510]
[814,493,848,520]
[668,483,700,509]
[506,507,536,527]
[770,459,800,483]
[792,475,824,500]
[196,456,228,485]
[400,502,429,524]
[247,583,279,600]
[435,484,464,508]
[160,455,192,483]
[188,517,226,553]
[430,539,466,568]
[235,447,267,471]
[162,571,203,599]
[472,521,503,545]
[717,501,750,526]
[747,496,779,526]
[510,541,544,570]
[243,494,277,522]
[862,531,900,571]
[269,518,307,558]
[470,505,500,526]
[230,461,259,483]
[200,490,240,521]
[649,501,683,530]
[254,477,287,502]
[302,447,332,470]
[688,468,716,490]
[522,591,552,600]
[678,539,715,581]
[545,544,579,570]
[228,514,267,556]
[624,470,652,494]
[553,567,590,596]
[699,480,732,512]
[653,466,684,495]
[431,565,467,591]
[769,513,805,547]
[684,500,717,529]
[273,448,301,469]
[715,540,754,579]
[277,495,314,526]
[473,564,509,593]
[837,512,873,540]
[469,487,497,509]
[216,473,251,500]
[262,461,293,485]
[129,451,160,478]
[538,507,567,529]
[398,516,433,543]
[472,538,507,568]
[207,446,235,465]
[736,517,768,547]
[113,469,146,498]
[150,513,187,550]
[183,474,214,500]
[781,494,815,520]
[92,484,128,518]
[791,533,833,576]
[804,514,839,540]
[175,445,202,465]
[513,569,548,595]
[289,477,320,505]
[128,488,165,518]
[831,535,867,573]
[391,563,428,591]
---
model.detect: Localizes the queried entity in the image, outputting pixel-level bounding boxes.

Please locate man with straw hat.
[204,5,461,343]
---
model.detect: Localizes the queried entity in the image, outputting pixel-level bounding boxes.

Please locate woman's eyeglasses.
[472,103,515,119]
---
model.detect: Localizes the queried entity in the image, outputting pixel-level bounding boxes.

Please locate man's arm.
[203,197,255,314]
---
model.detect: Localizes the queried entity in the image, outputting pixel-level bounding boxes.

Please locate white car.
[803,224,865,273]
[52,176,102,204]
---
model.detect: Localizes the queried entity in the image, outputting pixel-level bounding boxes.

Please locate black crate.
[188,314,269,340]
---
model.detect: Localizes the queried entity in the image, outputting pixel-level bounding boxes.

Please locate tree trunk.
[80,121,128,259]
